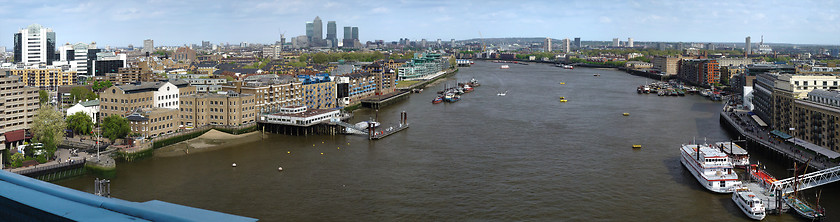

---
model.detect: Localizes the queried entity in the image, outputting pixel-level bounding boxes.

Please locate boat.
[500,65,510,69]
[563,65,574,69]
[632,144,642,149]
[463,85,474,93]
[785,161,825,220]
[559,82,565,85]
[444,93,460,102]
[354,121,381,129]
[593,74,600,76]
[713,142,749,168]
[432,96,443,104]
[497,91,507,96]
[679,144,741,193]
[785,195,824,220]
[732,187,767,220]
[622,113,630,116]
[468,78,480,87]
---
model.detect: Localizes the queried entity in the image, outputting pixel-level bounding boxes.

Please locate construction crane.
[478,31,486,52]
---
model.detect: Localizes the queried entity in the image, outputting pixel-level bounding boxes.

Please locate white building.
[612,38,620,47]
[14,24,56,65]
[562,38,571,52]
[627,38,634,47]
[154,82,180,109]
[66,99,100,121]
[57,42,97,75]
[260,106,340,127]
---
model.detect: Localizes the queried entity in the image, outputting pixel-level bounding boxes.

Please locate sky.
[0,0,838,48]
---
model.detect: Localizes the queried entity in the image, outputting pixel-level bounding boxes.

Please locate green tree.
[39,90,49,104]
[66,112,93,136]
[102,115,131,142]
[10,153,24,168]
[31,104,66,159]
[69,86,98,103]
[92,80,113,92]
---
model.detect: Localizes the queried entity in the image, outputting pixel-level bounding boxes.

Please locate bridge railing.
[770,165,840,194]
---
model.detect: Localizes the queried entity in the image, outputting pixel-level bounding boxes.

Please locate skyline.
[0,0,839,48]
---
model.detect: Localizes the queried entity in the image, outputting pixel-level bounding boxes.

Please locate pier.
[361,90,411,109]
[719,107,838,170]
[369,111,409,140]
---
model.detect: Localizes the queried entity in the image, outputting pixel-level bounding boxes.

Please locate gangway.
[770,165,840,194]
[330,118,368,135]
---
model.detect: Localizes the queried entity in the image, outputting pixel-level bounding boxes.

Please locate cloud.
[599,16,612,23]
[371,7,390,14]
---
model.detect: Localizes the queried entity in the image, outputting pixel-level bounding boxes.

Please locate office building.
[173,47,196,63]
[627,38,634,47]
[612,38,620,47]
[326,21,337,48]
[352,27,359,40]
[306,22,314,43]
[143,39,154,54]
[14,24,56,65]
[126,107,179,138]
[652,56,681,75]
[573,37,581,49]
[313,16,323,43]
[92,52,127,77]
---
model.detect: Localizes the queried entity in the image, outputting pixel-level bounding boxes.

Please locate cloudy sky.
[0,0,838,48]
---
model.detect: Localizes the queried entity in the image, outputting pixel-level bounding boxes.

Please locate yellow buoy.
[337,147,340,149]
[632,145,642,149]
[623,113,630,116]
[287,151,291,154]
[560,82,565,85]
[560,99,567,102]
[559,97,565,100]
[322,141,324,143]
[320,152,324,155]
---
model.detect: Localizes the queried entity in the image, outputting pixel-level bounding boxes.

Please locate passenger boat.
[444,93,460,102]
[432,96,443,104]
[680,144,741,193]
[713,142,749,168]
[563,65,574,69]
[732,187,767,220]
[500,65,510,69]
[497,91,507,96]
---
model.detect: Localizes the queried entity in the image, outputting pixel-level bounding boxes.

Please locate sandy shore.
[154,129,263,157]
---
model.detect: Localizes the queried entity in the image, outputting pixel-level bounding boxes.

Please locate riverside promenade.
[720,106,838,170]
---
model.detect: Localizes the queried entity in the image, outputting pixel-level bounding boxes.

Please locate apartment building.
[99,80,195,120]
[126,107,180,138]
[222,75,303,113]
[0,70,40,151]
[179,91,256,127]
[8,67,77,88]
[652,56,681,75]
[299,74,336,109]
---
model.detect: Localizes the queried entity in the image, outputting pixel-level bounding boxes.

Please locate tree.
[102,115,131,142]
[92,80,113,92]
[66,112,93,136]
[31,104,66,159]
[10,153,24,168]
[39,90,49,105]
[69,86,98,103]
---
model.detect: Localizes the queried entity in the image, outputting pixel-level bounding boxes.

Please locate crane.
[478,31,486,52]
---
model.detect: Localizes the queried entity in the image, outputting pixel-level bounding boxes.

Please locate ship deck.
[743,182,786,214]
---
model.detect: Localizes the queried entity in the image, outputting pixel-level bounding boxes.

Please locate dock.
[741,182,787,214]
[370,124,409,140]
[361,90,411,109]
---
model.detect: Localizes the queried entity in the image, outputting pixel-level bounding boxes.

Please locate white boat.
[500,65,510,69]
[354,121,380,129]
[732,187,766,220]
[714,142,750,168]
[497,90,507,96]
[680,144,741,193]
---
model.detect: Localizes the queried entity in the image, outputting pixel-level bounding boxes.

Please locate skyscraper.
[627,38,634,48]
[327,21,337,48]
[612,38,620,47]
[745,36,751,55]
[351,27,359,40]
[343,26,352,40]
[313,16,323,43]
[450,39,455,48]
[544,38,552,52]
[144,39,154,54]
[562,38,570,52]
[574,37,581,49]
[306,22,314,43]
[14,24,56,65]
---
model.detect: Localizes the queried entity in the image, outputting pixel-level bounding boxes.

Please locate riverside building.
[397,53,448,80]
[179,91,256,128]
[99,80,196,120]
[221,75,303,113]
[0,70,40,152]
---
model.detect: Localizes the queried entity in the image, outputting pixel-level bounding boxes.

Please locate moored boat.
[432,96,443,104]
[785,195,824,220]
[732,187,767,220]
[713,142,750,168]
[500,65,510,69]
[679,144,741,193]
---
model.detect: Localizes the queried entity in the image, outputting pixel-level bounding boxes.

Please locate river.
[55,61,837,221]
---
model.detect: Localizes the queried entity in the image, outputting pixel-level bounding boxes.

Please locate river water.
[55,61,837,221]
